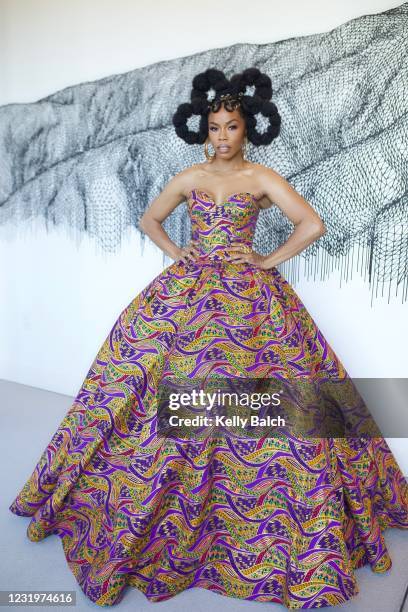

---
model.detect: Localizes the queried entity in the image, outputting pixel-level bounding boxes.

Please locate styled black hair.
[172,67,281,146]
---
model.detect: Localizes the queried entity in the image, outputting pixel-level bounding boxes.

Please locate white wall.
[1,0,404,106]
[1,0,406,472]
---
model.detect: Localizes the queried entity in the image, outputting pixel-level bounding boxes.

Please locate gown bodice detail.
[187,189,260,262]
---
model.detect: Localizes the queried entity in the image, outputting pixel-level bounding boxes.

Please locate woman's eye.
[209,125,237,131]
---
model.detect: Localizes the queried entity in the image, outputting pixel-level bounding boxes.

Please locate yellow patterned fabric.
[9,189,408,608]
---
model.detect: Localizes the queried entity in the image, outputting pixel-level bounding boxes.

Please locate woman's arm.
[257,167,326,269]
[139,170,199,262]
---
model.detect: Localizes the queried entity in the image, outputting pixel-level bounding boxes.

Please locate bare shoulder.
[248,163,282,208]
[176,163,215,197]
[163,165,202,199]
[179,163,205,181]
[257,164,288,193]
[251,162,283,181]
[247,161,265,173]
[247,161,283,188]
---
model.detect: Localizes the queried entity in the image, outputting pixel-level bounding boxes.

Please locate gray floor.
[1,379,408,612]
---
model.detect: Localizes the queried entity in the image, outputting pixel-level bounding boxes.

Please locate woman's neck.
[206,155,247,174]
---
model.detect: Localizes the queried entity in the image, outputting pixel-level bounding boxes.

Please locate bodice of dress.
[187,189,260,262]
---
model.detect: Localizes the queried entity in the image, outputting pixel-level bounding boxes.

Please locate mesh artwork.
[0,3,407,303]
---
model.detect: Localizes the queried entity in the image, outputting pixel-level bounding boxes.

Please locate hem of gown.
[9,502,408,610]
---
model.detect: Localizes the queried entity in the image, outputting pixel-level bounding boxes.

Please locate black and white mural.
[0,3,407,303]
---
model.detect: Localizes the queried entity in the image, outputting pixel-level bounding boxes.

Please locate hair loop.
[172,66,281,146]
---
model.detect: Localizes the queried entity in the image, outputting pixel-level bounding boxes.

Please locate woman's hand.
[176,239,201,265]
[226,242,270,269]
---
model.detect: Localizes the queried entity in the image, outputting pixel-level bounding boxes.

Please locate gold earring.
[242,135,248,160]
[204,140,216,162]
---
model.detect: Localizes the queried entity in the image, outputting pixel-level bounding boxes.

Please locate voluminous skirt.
[9,259,408,609]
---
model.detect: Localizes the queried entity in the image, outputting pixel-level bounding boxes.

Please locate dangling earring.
[242,134,248,160]
[204,140,216,162]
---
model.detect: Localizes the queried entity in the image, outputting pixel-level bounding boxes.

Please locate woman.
[140,72,324,272]
[10,67,408,609]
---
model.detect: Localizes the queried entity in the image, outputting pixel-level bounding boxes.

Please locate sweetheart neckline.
[187,188,260,209]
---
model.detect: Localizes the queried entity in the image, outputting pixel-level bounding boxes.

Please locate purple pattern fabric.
[9,189,408,608]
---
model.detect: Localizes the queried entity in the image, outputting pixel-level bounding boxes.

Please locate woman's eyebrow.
[208,119,238,126]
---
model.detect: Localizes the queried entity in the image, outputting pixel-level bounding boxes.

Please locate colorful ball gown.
[9,188,408,609]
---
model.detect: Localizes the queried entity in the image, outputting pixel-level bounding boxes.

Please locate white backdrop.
[1,0,406,473]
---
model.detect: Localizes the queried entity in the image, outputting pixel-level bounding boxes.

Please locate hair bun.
[191,68,230,102]
[231,67,273,101]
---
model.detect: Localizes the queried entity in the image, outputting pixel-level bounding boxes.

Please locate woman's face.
[207,106,246,158]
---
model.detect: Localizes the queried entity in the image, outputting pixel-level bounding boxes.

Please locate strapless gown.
[9,188,408,609]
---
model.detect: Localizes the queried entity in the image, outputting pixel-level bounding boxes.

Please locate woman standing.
[10,67,408,609]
